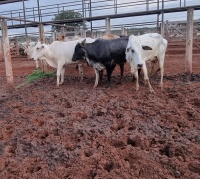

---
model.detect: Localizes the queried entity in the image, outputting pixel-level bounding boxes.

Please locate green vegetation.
[16,69,55,89]
[52,10,85,32]
[27,69,55,83]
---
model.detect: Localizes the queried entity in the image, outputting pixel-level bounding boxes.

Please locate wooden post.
[105,17,110,35]
[38,23,44,43]
[38,23,47,72]
[185,8,194,74]
[82,22,87,38]
[61,26,65,36]
[124,28,128,36]
[161,15,165,37]
[75,28,79,36]
[15,37,20,57]
[52,31,56,42]
[121,26,125,36]
[1,19,14,90]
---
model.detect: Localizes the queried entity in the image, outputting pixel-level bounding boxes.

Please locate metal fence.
[1,0,199,27]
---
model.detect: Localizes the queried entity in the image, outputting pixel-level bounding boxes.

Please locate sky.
[0,0,200,36]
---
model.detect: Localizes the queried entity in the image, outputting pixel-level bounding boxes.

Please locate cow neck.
[84,43,105,71]
[44,44,54,60]
[84,42,95,58]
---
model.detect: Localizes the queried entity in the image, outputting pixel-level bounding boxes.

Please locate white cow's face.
[25,45,34,57]
[125,42,143,73]
[32,42,45,61]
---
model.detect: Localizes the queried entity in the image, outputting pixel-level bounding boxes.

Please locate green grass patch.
[27,69,55,83]
[16,69,55,89]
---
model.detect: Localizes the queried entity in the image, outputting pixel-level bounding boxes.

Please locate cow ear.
[142,45,152,50]
[80,39,86,47]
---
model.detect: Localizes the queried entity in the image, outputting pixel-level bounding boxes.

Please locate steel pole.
[22,0,28,44]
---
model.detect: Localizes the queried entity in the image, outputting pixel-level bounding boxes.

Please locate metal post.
[185,8,194,74]
[105,17,110,35]
[146,0,149,11]
[161,0,164,36]
[82,0,86,38]
[1,19,14,90]
[11,11,13,25]
[89,0,93,35]
[157,0,160,28]
[114,0,118,14]
[37,0,41,22]
[33,7,35,21]
[22,0,28,44]
[165,20,169,40]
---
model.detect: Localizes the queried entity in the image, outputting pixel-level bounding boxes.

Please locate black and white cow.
[72,36,143,87]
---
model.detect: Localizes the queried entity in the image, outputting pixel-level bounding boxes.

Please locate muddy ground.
[0,53,200,179]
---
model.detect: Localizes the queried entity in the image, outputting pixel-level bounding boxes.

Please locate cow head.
[126,36,152,73]
[24,42,37,59]
[32,42,46,61]
[72,39,87,62]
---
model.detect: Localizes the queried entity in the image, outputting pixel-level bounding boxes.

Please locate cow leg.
[35,59,39,69]
[78,64,83,81]
[99,70,103,81]
[119,63,124,79]
[142,62,155,93]
[44,60,48,72]
[158,55,165,90]
[110,64,116,73]
[133,70,139,91]
[56,64,63,87]
[93,68,99,88]
[60,67,65,85]
[106,66,112,87]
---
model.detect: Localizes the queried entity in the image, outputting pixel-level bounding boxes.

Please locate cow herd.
[22,33,168,93]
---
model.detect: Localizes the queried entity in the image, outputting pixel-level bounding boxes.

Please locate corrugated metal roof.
[0,0,27,5]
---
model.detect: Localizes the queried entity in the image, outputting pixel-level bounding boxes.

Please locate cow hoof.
[150,89,156,94]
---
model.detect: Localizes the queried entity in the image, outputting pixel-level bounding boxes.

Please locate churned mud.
[0,54,200,179]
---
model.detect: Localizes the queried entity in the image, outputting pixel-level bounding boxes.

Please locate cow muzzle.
[137,64,143,68]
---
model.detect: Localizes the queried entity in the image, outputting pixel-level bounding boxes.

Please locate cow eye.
[36,47,39,50]
[126,48,130,52]
[131,49,134,53]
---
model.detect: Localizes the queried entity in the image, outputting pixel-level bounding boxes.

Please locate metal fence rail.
[0,0,198,27]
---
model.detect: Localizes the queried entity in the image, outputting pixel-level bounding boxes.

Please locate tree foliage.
[52,10,84,32]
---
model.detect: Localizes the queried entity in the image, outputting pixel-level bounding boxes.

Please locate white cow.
[23,42,41,69]
[125,33,168,93]
[32,38,95,86]
[20,41,48,72]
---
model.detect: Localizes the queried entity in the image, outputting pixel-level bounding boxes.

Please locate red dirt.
[0,54,200,179]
